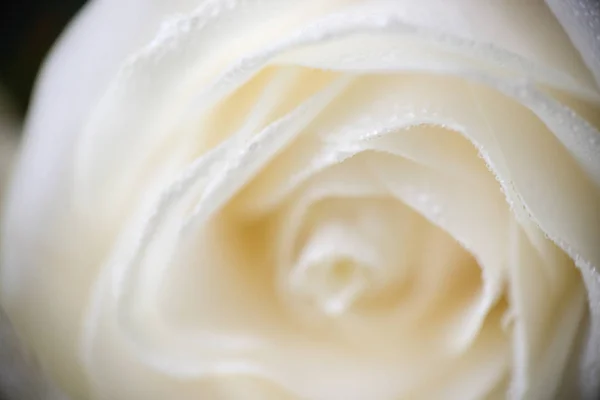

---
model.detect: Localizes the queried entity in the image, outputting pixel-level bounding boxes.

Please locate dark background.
[1,1,87,116]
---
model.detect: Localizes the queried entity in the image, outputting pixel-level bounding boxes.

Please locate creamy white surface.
[1,1,600,399]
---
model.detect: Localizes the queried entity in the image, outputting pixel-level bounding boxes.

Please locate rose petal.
[546,0,600,88]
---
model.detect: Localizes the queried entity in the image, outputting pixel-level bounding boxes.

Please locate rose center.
[291,255,373,315]
[287,218,384,316]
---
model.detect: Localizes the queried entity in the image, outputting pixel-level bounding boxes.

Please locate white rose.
[1,0,600,399]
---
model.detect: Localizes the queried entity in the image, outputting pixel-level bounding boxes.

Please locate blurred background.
[1,0,87,117]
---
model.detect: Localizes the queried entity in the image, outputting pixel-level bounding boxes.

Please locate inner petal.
[239,131,508,346]
[292,250,373,316]
[283,197,418,317]
[83,81,516,400]
[254,152,505,355]
[85,187,509,400]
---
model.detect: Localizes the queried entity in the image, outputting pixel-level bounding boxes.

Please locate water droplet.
[517,87,529,98]
[373,16,390,28]
[417,193,430,203]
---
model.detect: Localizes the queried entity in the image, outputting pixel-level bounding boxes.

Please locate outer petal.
[4,0,205,247]
[547,1,600,396]
[546,0,600,88]
[0,0,206,397]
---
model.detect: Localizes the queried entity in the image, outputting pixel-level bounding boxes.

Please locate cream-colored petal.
[81,77,349,393]
[506,217,585,398]
[84,279,508,400]
[239,137,507,351]
[75,0,598,212]
[83,70,515,400]
[74,1,349,212]
[365,153,506,349]
[281,197,420,316]
[237,72,596,397]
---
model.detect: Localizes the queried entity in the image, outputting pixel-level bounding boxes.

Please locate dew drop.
[373,16,390,28]
[417,193,430,204]
[517,87,529,98]
[431,204,442,219]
